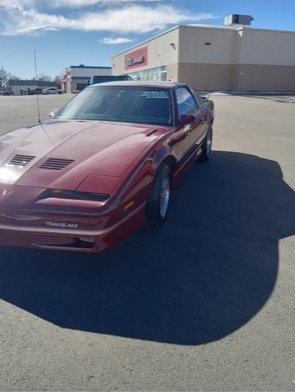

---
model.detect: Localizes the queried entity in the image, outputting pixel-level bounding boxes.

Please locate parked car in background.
[28,87,43,95]
[0,81,214,253]
[0,88,12,95]
[42,87,61,95]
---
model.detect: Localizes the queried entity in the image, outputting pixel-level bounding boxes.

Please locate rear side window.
[175,87,198,118]
[194,92,205,108]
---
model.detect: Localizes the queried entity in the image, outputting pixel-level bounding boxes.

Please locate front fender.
[150,145,172,173]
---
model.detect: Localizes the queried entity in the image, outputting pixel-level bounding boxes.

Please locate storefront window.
[128,66,167,82]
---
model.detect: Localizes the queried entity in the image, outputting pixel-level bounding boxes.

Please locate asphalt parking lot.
[0,93,294,391]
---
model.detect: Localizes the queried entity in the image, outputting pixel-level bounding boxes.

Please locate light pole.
[1,65,4,89]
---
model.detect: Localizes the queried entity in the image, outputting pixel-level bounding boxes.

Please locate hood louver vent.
[40,158,74,171]
[9,154,36,167]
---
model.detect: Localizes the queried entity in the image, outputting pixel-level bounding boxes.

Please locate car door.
[168,86,206,161]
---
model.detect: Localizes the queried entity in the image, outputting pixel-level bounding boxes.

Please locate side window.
[175,87,198,118]
[194,92,205,108]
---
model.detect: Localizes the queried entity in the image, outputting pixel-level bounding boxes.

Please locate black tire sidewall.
[145,163,171,228]
[201,124,213,161]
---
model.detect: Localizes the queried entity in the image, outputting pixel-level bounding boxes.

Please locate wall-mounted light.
[169,43,176,49]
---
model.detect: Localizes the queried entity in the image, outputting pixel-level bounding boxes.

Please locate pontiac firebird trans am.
[0,81,214,252]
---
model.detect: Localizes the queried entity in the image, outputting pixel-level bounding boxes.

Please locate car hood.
[0,120,166,192]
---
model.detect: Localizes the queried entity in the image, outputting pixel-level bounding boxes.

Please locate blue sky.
[0,0,295,80]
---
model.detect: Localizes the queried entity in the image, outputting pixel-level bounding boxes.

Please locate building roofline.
[112,25,180,58]
[8,80,57,87]
[235,26,295,34]
[112,23,295,58]
[69,65,112,69]
[182,24,295,34]
[71,76,91,80]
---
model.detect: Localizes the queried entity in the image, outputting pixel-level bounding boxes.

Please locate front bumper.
[0,203,146,253]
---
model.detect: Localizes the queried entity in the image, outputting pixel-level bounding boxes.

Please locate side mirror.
[200,94,209,101]
[179,114,195,125]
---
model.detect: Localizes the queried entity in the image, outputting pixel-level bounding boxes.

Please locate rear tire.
[145,163,171,228]
[200,124,213,161]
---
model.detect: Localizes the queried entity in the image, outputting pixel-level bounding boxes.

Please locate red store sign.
[125,47,148,70]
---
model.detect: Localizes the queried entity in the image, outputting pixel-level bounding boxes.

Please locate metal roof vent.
[224,14,254,26]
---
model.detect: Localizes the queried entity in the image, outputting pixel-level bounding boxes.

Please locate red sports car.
[0,81,214,252]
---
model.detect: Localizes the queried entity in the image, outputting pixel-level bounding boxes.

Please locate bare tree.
[37,73,52,81]
[1,67,20,87]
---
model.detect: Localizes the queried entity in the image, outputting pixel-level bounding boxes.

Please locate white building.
[112,24,295,92]
[60,65,112,93]
[7,80,58,95]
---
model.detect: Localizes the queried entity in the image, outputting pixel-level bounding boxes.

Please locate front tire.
[145,163,171,228]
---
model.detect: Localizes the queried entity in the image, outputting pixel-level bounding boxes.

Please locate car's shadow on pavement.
[1,151,294,345]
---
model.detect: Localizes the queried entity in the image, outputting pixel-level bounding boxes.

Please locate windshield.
[54,85,173,126]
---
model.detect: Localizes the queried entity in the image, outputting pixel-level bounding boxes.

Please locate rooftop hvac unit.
[224,14,254,26]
